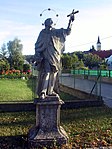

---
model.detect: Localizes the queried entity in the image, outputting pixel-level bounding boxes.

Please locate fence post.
[84,69,85,76]
[109,70,111,78]
[88,69,89,76]
[99,70,102,100]
[74,70,75,88]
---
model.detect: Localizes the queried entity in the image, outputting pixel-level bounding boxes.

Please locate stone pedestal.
[28,96,68,148]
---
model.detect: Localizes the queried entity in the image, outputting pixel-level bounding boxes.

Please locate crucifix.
[67,9,79,28]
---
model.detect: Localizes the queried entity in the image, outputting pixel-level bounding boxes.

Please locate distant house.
[91,50,112,59]
[106,55,112,70]
[83,36,112,70]
[89,36,112,59]
[24,60,29,64]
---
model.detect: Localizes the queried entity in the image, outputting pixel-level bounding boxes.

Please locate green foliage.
[62,51,105,71]
[0,59,10,73]
[72,59,85,69]
[62,53,72,69]
[83,53,102,69]
[7,38,24,70]
[7,38,23,55]
[99,60,108,70]
[12,52,24,70]
[0,38,25,71]
[23,63,31,72]
[62,53,80,70]
[74,51,84,60]
[100,64,108,70]
[0,43,10,73]
[0,43,8,58]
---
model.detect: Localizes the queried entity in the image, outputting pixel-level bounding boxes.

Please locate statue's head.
[44,18,53,27]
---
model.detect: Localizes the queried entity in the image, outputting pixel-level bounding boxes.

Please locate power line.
[69,35,112,48]
[101,36,112,40]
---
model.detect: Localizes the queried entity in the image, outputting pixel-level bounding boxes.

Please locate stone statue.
[35,10,77,99]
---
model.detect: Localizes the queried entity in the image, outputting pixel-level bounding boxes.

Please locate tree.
[0,43,8,59]
[7,38,24,70]
[71,53,80,69]
[0,59,10,73]
[23,63,31,72]
[74,51,84,60]
[89,45,96,52]
[24,55,34,63]
[83,53,102,69]
[62,53,82,70]
[62,53,73,69]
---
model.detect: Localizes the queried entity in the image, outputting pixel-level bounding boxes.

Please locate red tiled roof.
[91,50,112,59]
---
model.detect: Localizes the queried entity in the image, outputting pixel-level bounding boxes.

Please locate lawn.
[0,78,76,102]
[0,78,112,148]
[0,107,112,148]
[0,79,35,102]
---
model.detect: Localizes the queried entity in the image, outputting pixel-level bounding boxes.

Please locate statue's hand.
[34,52,43,70]
[35,58,43,71]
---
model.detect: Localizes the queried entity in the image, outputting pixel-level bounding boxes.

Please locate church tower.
[97,36,101,51]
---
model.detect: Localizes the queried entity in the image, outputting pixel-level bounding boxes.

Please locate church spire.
[97,36,101,50]
[97,36,101,44]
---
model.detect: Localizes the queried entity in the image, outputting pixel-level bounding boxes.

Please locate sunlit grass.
[0,78,76,102]
[0,79,34,102]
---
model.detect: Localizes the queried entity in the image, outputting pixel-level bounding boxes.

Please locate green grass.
[0,107,112,148]
[0,79,112,148]
[0,78,76,102]
[0,79,34,102]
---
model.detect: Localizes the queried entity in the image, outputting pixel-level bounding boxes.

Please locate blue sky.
[0,0,112,55]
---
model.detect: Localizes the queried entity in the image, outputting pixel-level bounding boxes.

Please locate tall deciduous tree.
[0,59,10,73]
[62,53,80,69]
[83,53,102,69]
[7,38,24,70]
[0,43,8,59]
[62,53,72,69]
[74,51,84,60]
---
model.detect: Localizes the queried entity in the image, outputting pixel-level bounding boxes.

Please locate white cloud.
[0,20,42,54]
[0,31,10,43]
[64,6,112,52]
[0,2,112,55]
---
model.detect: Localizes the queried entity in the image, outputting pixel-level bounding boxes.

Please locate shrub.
[0,59,10,74]
[23,64,31,73]
[0,69,32,79]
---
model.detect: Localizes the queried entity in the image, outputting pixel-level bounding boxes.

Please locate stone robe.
[35,27,71,96]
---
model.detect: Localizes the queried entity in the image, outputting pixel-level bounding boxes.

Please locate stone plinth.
[28,96,68,148]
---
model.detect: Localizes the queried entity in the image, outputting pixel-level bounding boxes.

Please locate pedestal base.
[28,96,68,148]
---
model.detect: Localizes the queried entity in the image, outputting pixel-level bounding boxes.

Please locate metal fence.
[59,73,102,100]
[71,69,112,77]
[31,68,102,99]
